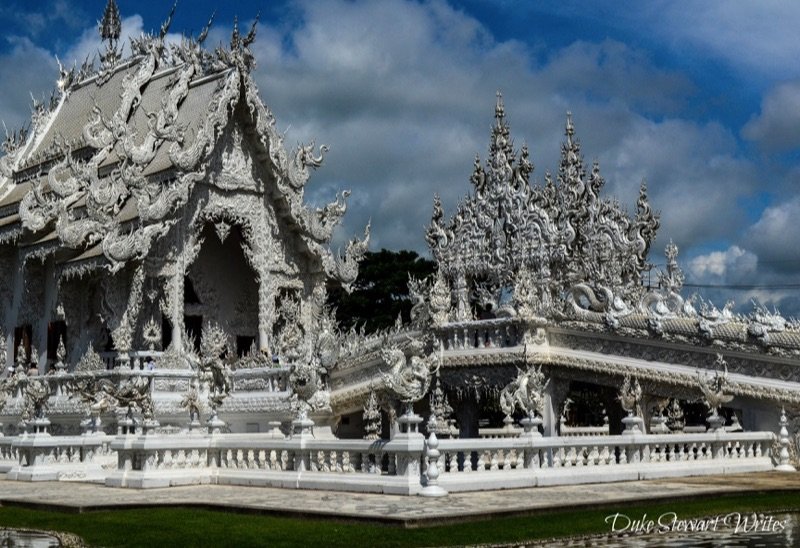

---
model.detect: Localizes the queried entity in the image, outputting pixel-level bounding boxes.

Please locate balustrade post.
[420,431,447,497]
[776,407,796,472]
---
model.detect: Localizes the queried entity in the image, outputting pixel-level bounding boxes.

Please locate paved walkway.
[1,472,799,526]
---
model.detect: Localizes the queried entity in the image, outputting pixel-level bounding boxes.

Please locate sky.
[0,0,799,316]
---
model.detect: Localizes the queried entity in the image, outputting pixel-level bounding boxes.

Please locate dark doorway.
[47,320,67,362]
[237,335,256,357]
[162,317,172,350]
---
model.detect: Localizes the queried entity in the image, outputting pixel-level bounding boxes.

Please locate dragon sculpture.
[380,338,439,410]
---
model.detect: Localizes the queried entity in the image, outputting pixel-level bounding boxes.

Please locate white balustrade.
[0,428,777,495]
[5,434,116,481]
[437,318,522,351]
[559,424,610,437]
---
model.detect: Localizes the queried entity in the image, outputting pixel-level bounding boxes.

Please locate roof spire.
[243,12,260,47]
[231,16,240,50]
[98,0,122,69]
[495,90,505,123]
[99,0,121,46]
[565,111,574,146]
[198,11,216,44]
[159,1,178,40]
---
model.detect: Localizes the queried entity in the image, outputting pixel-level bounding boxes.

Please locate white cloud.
[1,0,797,316]
[0,36,58,131]
[742,80,800,151]
[744,196,800,271]
[239,0,761,256]
[688,246,758,280]
[625,1,800,80]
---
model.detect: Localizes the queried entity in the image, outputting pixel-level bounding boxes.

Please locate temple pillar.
[170,267,184,352]
[5,254,24,371]
[258,275,274,356]
[36,258,57,374]
[543,377,571,437]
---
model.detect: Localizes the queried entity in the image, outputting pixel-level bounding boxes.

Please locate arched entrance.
[166,223,259,354]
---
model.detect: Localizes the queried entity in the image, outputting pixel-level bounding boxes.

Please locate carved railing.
[436,318,522,351]
[99,429,775,493]
[3,433,116,481]
[107,434,424,493]
[0,437,19,472]
[213,438,403,475]
[559,423,610,437]
[1,428,777,493]
[0,366,292,419]
[430,432,774,491]
[99,351,164,370]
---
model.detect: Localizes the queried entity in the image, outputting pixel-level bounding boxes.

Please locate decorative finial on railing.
[776,407,796,472]
[698,354,734,432]
[619,375,644,435]
[421,428,448,497]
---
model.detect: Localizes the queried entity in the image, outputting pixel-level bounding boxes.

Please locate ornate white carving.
[698,354,734,417]
[22,379,51,422]
[362,390,381,440]
[499,365,549,419]
[75,347,104,372]
[198,323,233,414]
[427,95,659,320]
[380,339,439,404]
[618,375,643,417]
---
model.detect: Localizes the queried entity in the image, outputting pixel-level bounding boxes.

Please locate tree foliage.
[328,249,436,333]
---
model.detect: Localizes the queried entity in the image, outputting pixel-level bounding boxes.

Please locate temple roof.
[0,2,368,286]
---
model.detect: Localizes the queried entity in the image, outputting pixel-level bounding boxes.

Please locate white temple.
[0,1,798,494]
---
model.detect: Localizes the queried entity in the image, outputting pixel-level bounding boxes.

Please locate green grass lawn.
[2,491,800,547]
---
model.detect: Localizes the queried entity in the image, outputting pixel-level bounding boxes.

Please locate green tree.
[328,249,436,333]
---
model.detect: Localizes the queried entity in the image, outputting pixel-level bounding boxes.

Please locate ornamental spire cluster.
[98,0,122,69]
[426,94,661,317]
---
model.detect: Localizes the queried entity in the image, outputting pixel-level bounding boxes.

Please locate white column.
[5,252,24,370]
[170,268,184,352]
[37,258,57,374]
[258,273,277,356]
